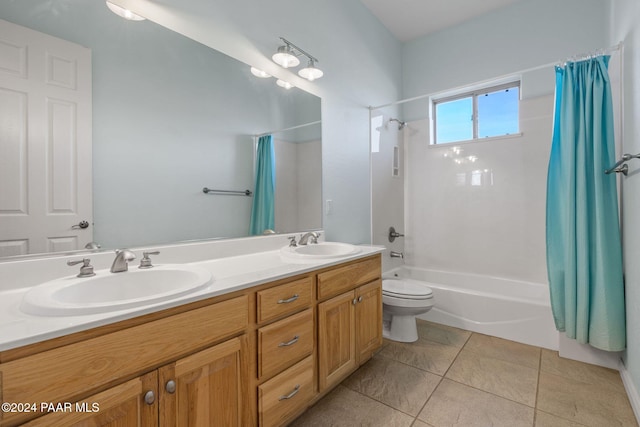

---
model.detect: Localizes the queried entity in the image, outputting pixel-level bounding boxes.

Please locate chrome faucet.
[299,231,320,245]
[111,249,136,273]
[390,251,404,259]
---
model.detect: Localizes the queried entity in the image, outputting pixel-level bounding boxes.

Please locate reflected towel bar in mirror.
[202,187,253,196]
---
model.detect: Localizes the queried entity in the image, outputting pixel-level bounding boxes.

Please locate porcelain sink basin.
[21,264,213,316]
[280,242,361,263]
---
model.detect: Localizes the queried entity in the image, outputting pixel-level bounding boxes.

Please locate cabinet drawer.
[317,256,381,300]
[0,295,248,426]
[257,276,312,323]
[259,356,314,427]
[258,309,313,379]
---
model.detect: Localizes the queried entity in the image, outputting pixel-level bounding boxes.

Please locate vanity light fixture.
[298,59,323,81]
[276,79,294,90]
[250,67,271,78]
[105,1,146,21]
[272,37,323,81]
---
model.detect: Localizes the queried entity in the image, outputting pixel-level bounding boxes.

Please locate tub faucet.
[111,249,136,273]
[390,251,404,259]
[299,231,320,245]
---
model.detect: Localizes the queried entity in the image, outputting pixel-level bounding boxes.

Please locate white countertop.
[0,245,383,352]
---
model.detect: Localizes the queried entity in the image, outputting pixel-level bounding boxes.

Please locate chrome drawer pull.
[278,294,299,304]
[278,335,300,347]
[279,384,300,401]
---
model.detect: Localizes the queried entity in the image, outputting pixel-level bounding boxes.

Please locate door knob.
[72,221,90,230]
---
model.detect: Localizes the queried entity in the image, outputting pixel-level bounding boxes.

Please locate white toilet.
[382,278,434,342]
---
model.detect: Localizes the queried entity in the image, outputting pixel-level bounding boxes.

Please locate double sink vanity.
[0,235,383,426]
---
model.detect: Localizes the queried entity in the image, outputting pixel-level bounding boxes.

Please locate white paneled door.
[0,19,92,257]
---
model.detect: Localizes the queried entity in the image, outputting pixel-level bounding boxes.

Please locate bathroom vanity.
[0,249,382,427]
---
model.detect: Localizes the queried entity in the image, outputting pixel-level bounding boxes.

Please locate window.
[433,82,520,145]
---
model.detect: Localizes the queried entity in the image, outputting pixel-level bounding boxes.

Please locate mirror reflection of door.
[0,19,92,257]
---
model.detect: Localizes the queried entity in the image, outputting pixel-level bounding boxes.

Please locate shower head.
[389,118,407,130]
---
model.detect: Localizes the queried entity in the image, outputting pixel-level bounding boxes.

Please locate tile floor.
[291,320,638,427]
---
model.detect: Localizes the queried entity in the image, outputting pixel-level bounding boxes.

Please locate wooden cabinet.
[159,336,246,427]
[355,280,383,363]
[258,356,314,427]
[22,373,158,427]
[317,266,382,392]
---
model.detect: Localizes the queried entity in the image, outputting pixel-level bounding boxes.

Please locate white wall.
[610,0,640,412]
[115,0,404,244]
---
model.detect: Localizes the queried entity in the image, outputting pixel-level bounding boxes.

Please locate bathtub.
[385,266,559,350]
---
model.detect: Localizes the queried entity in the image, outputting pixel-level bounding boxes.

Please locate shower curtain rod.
[254,120,321,138]
[369,42,623,111]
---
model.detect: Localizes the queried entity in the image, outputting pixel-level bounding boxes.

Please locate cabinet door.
[22,372,158,427]
[159,336,246,427]
[318,291,356,392]
[356,279,383,364]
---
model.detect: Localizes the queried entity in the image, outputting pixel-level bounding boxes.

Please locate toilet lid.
[383,279,433,298]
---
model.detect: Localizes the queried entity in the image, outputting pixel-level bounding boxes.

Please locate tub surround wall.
[371,113,405,272]
[610,0,640,419]
[404,95,552,284]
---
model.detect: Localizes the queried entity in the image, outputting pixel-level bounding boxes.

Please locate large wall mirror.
[0,0,322,259]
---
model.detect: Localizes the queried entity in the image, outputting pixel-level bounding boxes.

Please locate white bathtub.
[385,266,559,350]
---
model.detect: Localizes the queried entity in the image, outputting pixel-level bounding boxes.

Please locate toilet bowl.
[382,278,434,343]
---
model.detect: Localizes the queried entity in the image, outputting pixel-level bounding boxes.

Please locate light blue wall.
[402,0,608,101]
[611,0,640,405]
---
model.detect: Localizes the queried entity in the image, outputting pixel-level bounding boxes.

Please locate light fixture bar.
[278,37,319,64]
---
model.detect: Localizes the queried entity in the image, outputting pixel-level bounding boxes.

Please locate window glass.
[435,97,473,144]
[477,86,519,138]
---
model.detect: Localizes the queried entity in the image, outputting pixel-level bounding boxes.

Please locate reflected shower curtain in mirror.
[250,135,275,235]
[546,56,625,351]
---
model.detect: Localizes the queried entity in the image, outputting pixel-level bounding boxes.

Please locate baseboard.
[619,359,640,425]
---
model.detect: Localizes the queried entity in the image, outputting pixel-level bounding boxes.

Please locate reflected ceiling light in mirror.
[250,67,271,78]
[105,1,146,21]
[276,79,294,90]
[272,37,323,81]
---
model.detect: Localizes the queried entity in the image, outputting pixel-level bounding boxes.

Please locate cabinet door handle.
[352,298,358,305]
[278,294,299,304]
[165,380,176,394]
[278,335,299,347]
[279,384,300,401]
[144,390,155,405]
[357,296,363,303]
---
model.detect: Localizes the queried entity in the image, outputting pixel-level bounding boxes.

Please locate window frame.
[432,80,521,145]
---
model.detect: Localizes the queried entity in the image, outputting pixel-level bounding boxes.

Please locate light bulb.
[105,1,146,21]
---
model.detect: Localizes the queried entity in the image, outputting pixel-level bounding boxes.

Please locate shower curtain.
[546,56,625,351]
[249,135,275,235]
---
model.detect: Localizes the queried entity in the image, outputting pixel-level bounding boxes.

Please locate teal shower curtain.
[546,56,625,351]
[249,135,275,235]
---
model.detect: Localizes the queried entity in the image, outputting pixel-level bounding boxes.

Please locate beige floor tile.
[537,371,638,427]
[418,378,534,427]
[343,355,442,416]
[534,410,587,427]
[445,348,538,406]
[416,320,471,348]
[411,420,434,427]
[289,385,414,427]
[463,333,541,369]
[379,338,461,375]
[541,349,626,394]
